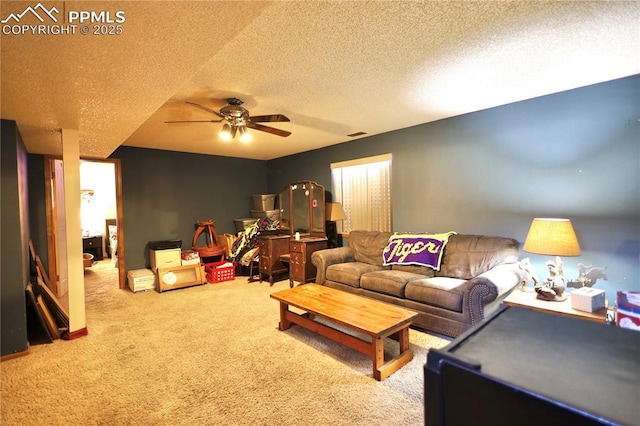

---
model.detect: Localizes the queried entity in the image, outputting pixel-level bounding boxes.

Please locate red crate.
[204,261,235,283]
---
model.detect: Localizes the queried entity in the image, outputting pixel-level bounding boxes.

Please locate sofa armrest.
[459,263,522,326]
[311,247,355,284]
[477,263,523,298]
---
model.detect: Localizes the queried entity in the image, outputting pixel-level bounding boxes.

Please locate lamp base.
[325,221,341,248]
[536,291,568,302]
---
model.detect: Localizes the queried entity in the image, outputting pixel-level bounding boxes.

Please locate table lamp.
[523,218,581,301]
[325,202,347,248]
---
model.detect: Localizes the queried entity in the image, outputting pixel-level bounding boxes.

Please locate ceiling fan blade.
[165,119,222,123]
[249,114,290,123]
[246,122,291,137]
[185,101,224,119]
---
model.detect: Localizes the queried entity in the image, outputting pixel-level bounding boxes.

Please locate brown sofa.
[311,230,522,337]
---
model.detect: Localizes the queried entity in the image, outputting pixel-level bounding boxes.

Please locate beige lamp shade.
[325,202,347,221]
[523,218,581,256]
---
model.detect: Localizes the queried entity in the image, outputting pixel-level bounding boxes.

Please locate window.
[331,154,392,233]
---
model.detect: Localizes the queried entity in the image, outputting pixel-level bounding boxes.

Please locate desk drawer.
[290,263,304,280]
[290,252,303,265]
[290,242,304,254]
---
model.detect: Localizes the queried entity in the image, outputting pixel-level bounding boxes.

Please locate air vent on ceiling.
[347,132,367,137]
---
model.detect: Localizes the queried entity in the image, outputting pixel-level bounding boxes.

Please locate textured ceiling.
[2,1,639,161]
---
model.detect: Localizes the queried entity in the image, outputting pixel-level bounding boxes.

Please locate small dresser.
[82,235,103,260]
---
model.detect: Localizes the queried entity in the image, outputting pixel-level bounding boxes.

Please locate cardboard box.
[570,287,605,312]
[127,268,156,293]
[156,264,205,293]
[181,250,200,265]
[150,248,181,271]
[617,291,640,332]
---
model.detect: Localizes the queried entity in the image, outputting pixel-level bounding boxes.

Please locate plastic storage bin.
[205,261,235,283]
[252,194,276,211]
[250,209,280,220]
[234,218,258,233]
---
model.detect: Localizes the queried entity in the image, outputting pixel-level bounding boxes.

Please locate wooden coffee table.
[270,284,418,380]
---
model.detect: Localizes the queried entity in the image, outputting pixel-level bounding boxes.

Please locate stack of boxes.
[250,194,279,220]
[234,194,279,233]
[127,240,184,293]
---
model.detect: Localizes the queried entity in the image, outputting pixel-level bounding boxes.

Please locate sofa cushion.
[405,277,466,312]
[436,234,520,279]
[348,230,393,266]
[391,264,436,277]
[360,270,427,298]
[326,262,383,288]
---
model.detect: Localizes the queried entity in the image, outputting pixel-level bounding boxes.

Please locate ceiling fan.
[165,97,291,141]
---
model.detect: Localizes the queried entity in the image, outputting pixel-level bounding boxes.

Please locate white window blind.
[331,154,392,233]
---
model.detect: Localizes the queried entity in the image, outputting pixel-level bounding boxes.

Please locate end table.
[503,287,607,323]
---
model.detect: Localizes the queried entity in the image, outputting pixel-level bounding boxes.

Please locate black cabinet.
[425,306,639,426]
[83,236,103,260]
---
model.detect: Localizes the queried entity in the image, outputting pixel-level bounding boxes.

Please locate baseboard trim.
[64,327,88,340]
[1,345,30,361]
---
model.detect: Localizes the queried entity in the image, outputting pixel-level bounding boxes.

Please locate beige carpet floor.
[1,261,451,425]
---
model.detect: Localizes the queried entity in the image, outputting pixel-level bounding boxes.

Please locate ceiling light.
[219,124,232,141]
[238,126,251,143]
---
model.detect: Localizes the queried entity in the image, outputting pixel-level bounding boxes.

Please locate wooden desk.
[503,288,606,323]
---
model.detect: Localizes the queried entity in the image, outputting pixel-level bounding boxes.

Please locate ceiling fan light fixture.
[175,98,290,140]
[219,123,232,141]
[238,126,251,143]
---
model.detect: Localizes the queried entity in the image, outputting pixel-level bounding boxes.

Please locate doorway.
[45,157,125,303]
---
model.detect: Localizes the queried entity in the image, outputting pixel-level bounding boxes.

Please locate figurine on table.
[535,256,568,302]
[567,263,608,288]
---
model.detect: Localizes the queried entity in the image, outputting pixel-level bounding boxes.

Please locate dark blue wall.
[267,75,640,298]
[22,75,639,303]
[1,119,29,356]
[110,147,269,270]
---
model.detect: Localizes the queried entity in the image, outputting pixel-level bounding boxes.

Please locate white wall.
[80,161,116,256]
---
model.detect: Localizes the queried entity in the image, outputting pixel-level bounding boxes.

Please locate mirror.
[279,188,290,231]
[279,181,325,237]
[292,183,310,233]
